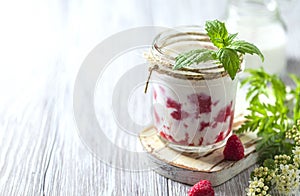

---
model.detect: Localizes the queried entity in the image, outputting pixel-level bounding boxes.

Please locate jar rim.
[146,26,242,80]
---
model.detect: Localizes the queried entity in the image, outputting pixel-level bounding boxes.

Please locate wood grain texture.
[139,127,258,186]
[0,0,300,195]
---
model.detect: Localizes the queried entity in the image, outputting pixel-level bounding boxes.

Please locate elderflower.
[273,164,300,195]
[293,146,300,168]
[253,167,274,183]
[246,120,300,195]
[286,121,300,146]
[246,177,271,196]
[274,154,291,166]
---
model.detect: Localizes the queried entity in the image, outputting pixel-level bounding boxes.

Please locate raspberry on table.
[188,179,215,196]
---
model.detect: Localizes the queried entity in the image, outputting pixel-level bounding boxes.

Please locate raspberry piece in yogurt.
[214,101,233,123]
[159,131,175,142]
[188,93,212,116]
[166,98,188,120]
[199,121,210,132]
[153,89,157,100]
[153,107,160,124]
[166,97,181,110]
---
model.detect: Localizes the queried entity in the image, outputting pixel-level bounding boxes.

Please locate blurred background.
[0,0,299,195]
[0,0,299,157]
[0,0,299,97]
[0,0,299,96]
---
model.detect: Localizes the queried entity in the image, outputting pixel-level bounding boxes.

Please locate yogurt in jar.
[147,26,241,154]
[152,71,238,153]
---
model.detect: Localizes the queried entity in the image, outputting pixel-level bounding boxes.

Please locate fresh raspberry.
[223,134,244,161]
[188,180,215,196]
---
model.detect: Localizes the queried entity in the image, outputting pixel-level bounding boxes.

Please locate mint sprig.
[174,20,264,80]
[174,49,216,70]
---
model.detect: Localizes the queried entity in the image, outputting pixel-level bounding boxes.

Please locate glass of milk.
[225,0,287,75]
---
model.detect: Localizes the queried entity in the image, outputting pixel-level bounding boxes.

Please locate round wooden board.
[139,118,259,186]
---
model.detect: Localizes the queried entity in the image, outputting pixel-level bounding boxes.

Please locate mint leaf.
[174,19,264,80]
[226,33,238,44]
[205,20,228,48]
[174,49,216,70]
[216,48,240,80]
[230,40,264,61]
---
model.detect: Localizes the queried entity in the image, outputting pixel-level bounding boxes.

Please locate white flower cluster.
[286,120,300,146]
[246,167,273,196]
[247,177,271,196]
[246,146,300,196]
[272,147,300,195]
[273,164,300,195]
[293,146,300,167]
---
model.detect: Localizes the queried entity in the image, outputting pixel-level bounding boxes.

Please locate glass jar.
[146,26,241,154]
[225,0,287,75]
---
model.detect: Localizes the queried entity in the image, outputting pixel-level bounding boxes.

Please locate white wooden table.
[0,0,299,195]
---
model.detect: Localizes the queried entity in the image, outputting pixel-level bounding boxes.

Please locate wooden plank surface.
[139,127,258,186]
[0,0,300,196]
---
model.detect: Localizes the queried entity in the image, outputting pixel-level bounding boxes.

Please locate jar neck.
[226,0,280,26]
[147,26,237,81]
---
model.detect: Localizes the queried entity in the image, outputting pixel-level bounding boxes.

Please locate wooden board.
[139,117,259,186]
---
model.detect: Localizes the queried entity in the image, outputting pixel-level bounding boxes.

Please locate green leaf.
[174,20,264,81]
[229,40,264,62]
[263,159,276,170]
[216,48,240,80]
[226,33,238,44]
[290,74,300,121]
[237,69,299,162]
[255,132,293,162]
[270,74,286,106]
[205,20,228,48]
[174,49,216,70]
